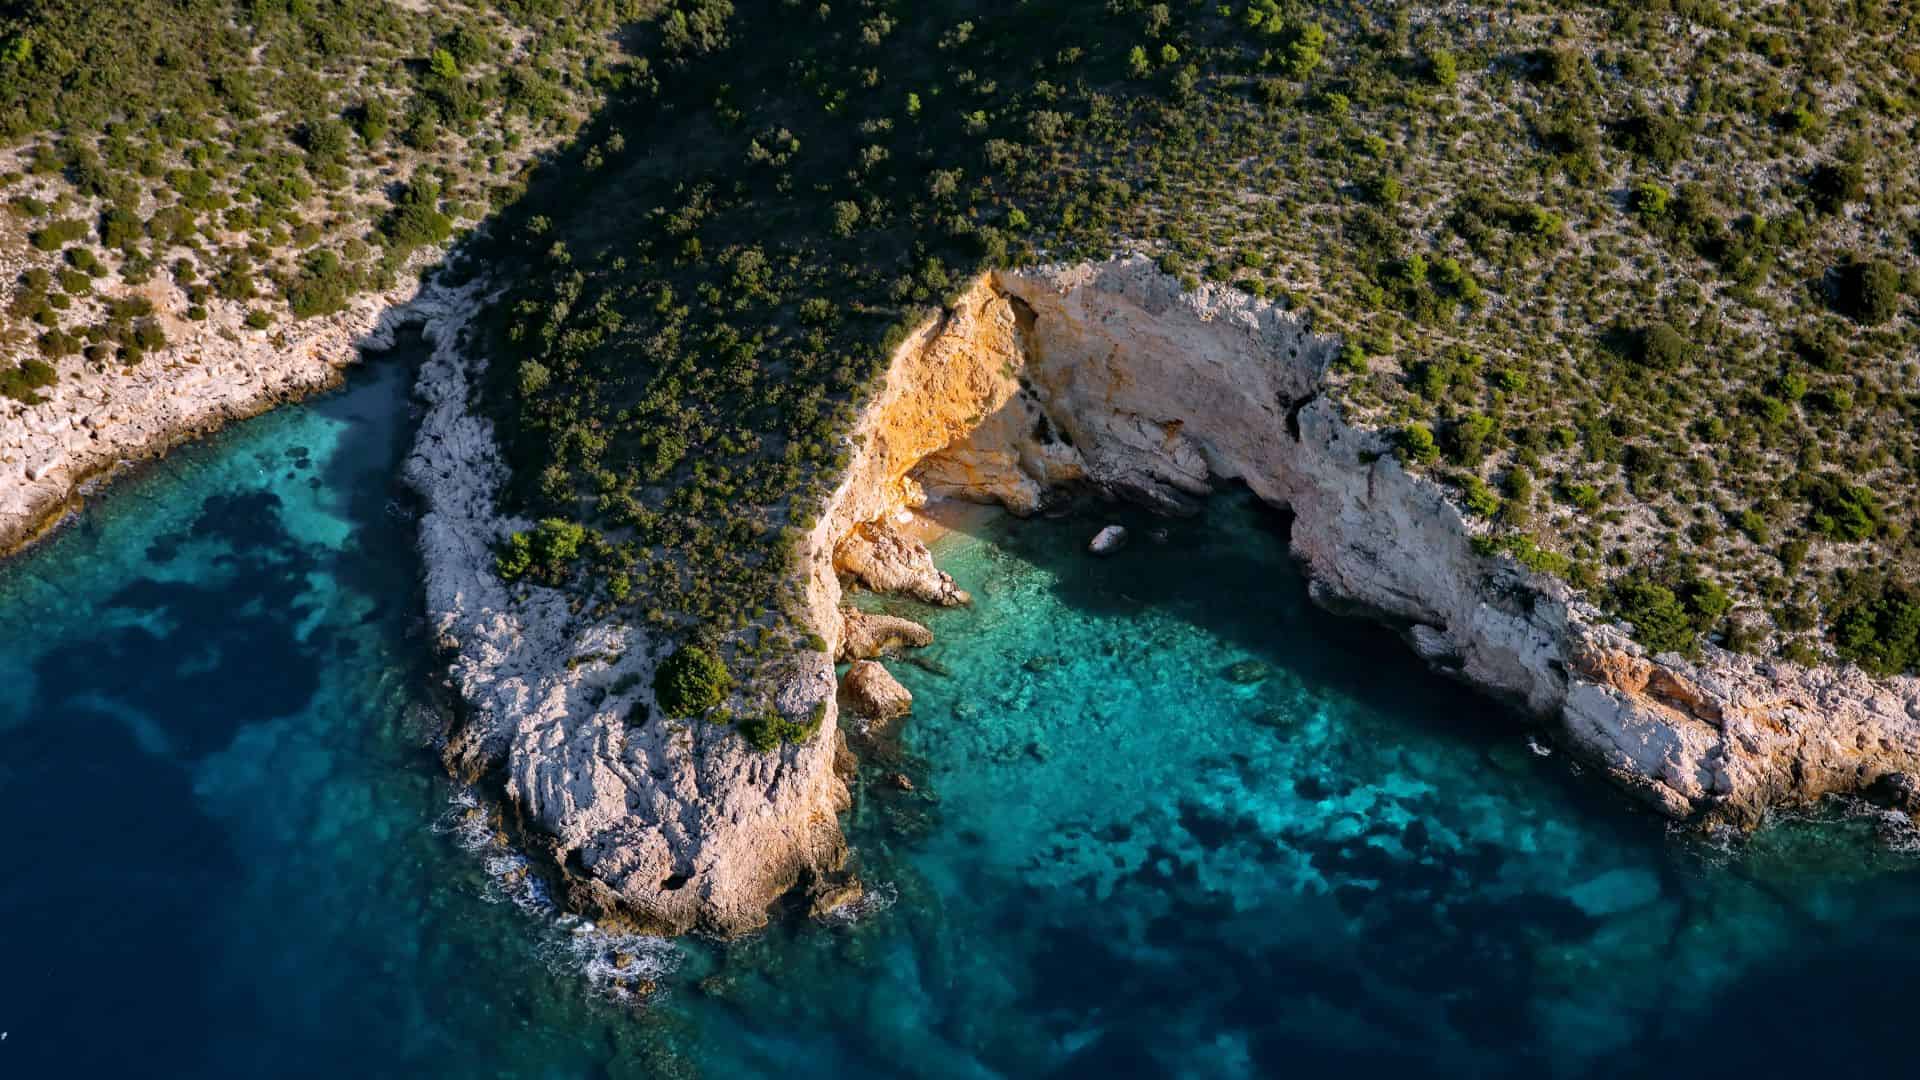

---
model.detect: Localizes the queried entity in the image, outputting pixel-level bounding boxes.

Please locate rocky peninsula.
[400,255,1920,936]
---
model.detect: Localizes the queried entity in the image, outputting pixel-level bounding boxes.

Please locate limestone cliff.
[403,281,848,937]
[413,256,1920,938]
[940,258,1920,828]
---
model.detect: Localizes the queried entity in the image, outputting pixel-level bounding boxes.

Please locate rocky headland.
[407,254,1920,936]
[11,253,1913,939]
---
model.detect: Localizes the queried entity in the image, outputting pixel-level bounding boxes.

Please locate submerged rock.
[838,607,934,661]
[1224,659,1270,685]
[842,660,913,724]
[1088,524,1128,556]
[1250,708,1292,729]
[1867,771,1920,815]
[809,878,866,919]
[904,654,952,677]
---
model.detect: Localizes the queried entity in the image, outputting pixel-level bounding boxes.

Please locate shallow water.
[2,348,1918,1077]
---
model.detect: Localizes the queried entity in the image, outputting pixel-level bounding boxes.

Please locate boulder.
[834,520,970,606]
[838,607,934,661]
[1088,524,1128,555]
[1868,771,1920,815]
[809,878,866,919]
[842,660,913,724]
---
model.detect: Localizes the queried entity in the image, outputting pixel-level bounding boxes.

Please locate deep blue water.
[3,343,1919,1078]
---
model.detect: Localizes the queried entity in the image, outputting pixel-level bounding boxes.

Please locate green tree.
[654,644,733,717]
[1610,579,1695,655]
[1401,422,1439,464]
[1836,257,1901,324]
[1128,45,1151,78]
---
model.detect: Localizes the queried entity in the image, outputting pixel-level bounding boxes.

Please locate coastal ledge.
[0,258,446,560]
[407,256,1919,937]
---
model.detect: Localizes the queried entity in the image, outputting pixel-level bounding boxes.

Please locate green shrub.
[1634,323,1695,369]
[30,217,88,251]
[1629,181,1670,221]
[1447,413,1497,466]
[0,358,58,402]
[381,175,453,253]
[1805,476,1882,541]
[1835,257,1901,324]
[494,517,587,583]
[738,708,819,751]
[654,645,733,718]
[1609,578,1695,655]
[1832,585,1919,676]
[1460,475,1500,517]
[1400,422,1438,464]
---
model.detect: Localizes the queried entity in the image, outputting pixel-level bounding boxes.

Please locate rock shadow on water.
[36,488,325,759]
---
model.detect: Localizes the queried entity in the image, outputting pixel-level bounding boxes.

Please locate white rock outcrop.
[401,280,848,937]
[961,258,1920,827]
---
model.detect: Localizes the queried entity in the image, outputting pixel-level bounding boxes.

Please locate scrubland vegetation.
[462,0,1920,717]
[0,0,628,386]
[10,1,1920,744]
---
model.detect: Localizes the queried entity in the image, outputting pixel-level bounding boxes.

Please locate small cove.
[1,345,1918,1077]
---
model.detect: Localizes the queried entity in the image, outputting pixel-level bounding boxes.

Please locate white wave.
[818,880,900,926]
[433,786,683,1002]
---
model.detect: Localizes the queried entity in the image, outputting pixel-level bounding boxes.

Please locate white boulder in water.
[1088,524,1128,556]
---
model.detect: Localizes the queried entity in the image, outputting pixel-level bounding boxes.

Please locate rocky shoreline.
[404,255,1920,937]
[0,268,442,558]
[9,253,1915,939]
[929,259,1920,829]
[400,279,852,937]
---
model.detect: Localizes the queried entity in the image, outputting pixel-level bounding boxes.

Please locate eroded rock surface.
[838,608,934,662]
[841,660,913,726]
[411,254,1920,937]
[834,520,970,607]
[405,281,847,937]
[980,258,1920,827]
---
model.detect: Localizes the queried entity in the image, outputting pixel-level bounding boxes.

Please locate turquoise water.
[3,347,1919,1077]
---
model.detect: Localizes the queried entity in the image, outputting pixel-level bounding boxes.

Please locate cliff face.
[959,258,1920,827]
[404,282,847,937]
[415,257,1920,938]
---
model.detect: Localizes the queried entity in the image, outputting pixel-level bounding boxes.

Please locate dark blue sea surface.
[2,341,1918,1078]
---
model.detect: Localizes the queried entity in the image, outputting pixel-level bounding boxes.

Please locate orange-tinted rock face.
[835,258,1920,831]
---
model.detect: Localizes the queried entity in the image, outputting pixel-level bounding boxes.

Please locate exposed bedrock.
[881,257,1920,829]
[407,283,848,937]
[838,608,934,662]
[834,520,970,607]
[419,254,1920,938]
[840,660,914,727]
